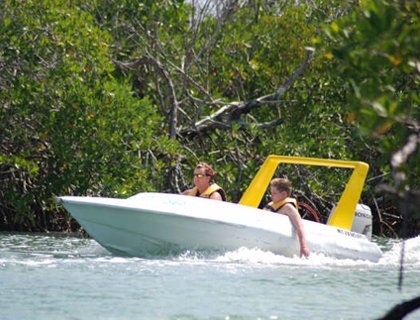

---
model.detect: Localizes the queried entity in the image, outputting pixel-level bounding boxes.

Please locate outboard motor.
[328,204,373,240]
[351,204,373,240]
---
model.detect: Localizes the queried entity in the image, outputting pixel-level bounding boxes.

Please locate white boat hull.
[58,192,382,261]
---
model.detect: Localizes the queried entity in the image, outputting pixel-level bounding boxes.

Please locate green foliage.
[0,0,178,230]
[322,0,420,191]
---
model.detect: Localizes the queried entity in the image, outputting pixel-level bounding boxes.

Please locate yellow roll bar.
[238,155,369,231]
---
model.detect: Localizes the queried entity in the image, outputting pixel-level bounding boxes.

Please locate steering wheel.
[297,201,321,223]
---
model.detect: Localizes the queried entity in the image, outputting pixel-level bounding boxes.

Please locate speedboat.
[57,155,383,262]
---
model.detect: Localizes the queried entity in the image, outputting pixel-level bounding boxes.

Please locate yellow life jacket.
[183,183,226,201]
[264,197,297,213]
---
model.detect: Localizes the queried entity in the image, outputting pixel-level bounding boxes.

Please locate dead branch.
[180,48,314,137]
[391,129,420,187]
[113,55,179,139]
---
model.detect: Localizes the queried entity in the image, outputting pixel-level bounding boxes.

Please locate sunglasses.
[194,173,207,178]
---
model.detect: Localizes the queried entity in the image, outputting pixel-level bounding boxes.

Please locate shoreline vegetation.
[1,0,419,239]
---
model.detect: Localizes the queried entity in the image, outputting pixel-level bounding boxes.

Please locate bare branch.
[181,48,314,137]
[256,118,284,129]
[391,123,420,187]
[113,55,179,139]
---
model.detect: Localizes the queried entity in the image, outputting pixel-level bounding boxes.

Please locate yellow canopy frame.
[238,155,369,231]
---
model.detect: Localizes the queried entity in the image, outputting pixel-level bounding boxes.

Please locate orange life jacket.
[264,197,297,213]
[183,183,226,201]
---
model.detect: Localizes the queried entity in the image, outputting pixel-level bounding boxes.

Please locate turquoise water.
[0,233,419,320]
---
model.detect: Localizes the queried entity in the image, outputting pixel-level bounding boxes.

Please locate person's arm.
[280,204,310,257]
[209,191,223,201]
